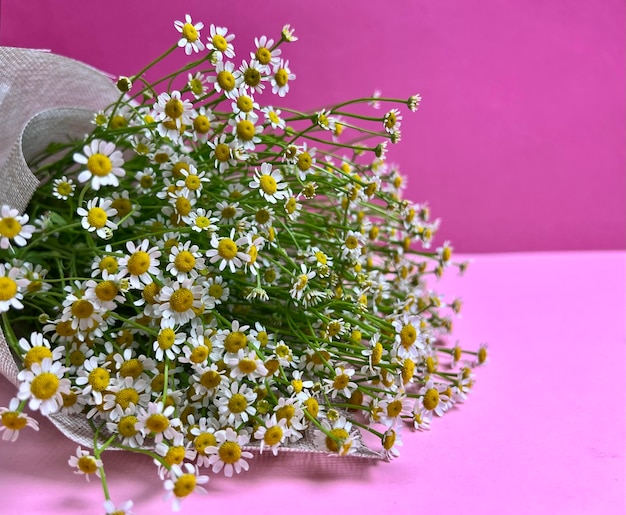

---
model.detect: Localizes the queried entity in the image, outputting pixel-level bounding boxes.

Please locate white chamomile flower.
[68,446,103,482]
[163,463,209,511]
[0,265,28,313]
[51,176,75,200]
[73,139,125,190]
[17,358,71,416]
[207,24,235,61]
[206,427,254,477]
[118,239,162,289]
[206,228,250,273]
[77,198,118,238]
[271,59,295,97]
[174,14,205,55]
[250,163,290,204]
[0,397,39,442]
[0,205,35,249]
[262,106,285,130]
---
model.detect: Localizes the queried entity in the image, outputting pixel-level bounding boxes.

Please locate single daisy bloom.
[214,380,257,425]
[17,358,71,416]
[251,35,281,73]
[316,109,337,131]
[51,176,76,200]
[250,163,290,204]
[106,407,145,447]
[206,229,250,273]
[73,139,125,191]
[226,348,268,380]
[290,264,316,302]
[153,318,186,361]
[239,59,268,95]
[77,197,118,238]
[0,205,35,249]
[207,134,236,173]
[324,366,358,399]
[188,71,209,98]
[18,331,64,370]
[0,397,39,442]
[184,208,218,233]
[60,285,105,335]
[381,427,403,460]
[271,59,295,97]
[418,379,451,418]
[68,446,103,482]
[0,265,28,313]
[254,414,292,456]
[174,14,205,55]
[229,116,262,151]
[230,87,259,122]
[208,60,241,98]
[391,312,425,360]
[157,277,204,326]
[153,90,194,130]
[176,165,210,198]
[163,462,209,511]
[261,106,285,130]
[207,24,235,61]
[203,275,230,306]
[118,240,162,289]
[383,108,403,134]
[281,24,298,42]
[166,241,205,282]
[206,427,253,477]
[75,355,111,405]
[313,416,358,456]
[137,402,180,444]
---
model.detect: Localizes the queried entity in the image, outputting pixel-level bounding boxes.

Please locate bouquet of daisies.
[0,15,486,513]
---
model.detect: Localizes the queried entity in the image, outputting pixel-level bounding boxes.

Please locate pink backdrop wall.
[1,0,624,252]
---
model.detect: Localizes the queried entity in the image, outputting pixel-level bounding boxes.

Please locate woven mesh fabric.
[0,47,383,459]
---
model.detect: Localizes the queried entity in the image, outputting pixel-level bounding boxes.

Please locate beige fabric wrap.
[0,47,382,458]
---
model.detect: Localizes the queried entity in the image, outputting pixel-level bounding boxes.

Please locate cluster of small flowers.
[0,14,485,513]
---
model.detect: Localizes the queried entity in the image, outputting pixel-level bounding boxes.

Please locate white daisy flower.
[206,229,250,273]
[174,14,205,55]
[17,358,71,416]
[51,176,75,200]
[250,163,290,204]
[163,462,209,511]
[214,381,256,425]
[207,24,235,61]
[153,90,194,129]
[118,239,162,289]
[208,60,241,98]
[0,265,28,313]
[157,278,204,326]
[73,139,125,190]
[313,416,359,456]
[261,106,286,130]
[166,241,205,282]
[251,35,281,73]
[206,427,254,477]
[184,208,218,233]
[254,414,292,456]
[0,205,35,249]
[239,59,268,95]
[77,197,118,238]
[271,59,295,97]
[203,275,229,305]
[290,264,316,301]
[0,397,39,442]
[68,446,103,482]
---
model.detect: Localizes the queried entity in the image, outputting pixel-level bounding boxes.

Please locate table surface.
[1,251,624,515]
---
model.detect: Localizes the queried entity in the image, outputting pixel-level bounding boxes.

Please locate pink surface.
[1,1,624,253]
[1,251,624,514]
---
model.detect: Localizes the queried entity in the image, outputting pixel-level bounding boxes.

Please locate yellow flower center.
[0,277,18,301]
[218,441,242,464]
[110,115,127,129]
[119,358,143,379]
[118,415,138,437]
[86,153,113,177]
[77,455,98,474]
[72,299,95,319]
[116,388,139,410]
[325,428,350,453]
[24,347,54,370]
[212,34,228,52]
[86,207,108,229]
[56,182,73,196]
[400,324,417,348]
[248,245,258,265]
[190,345,209,364]
[327,321,342,337]
[174,251,196,273]
[61,390,78,407]
[182,23,198,42]
[401,358,415,384]
[386,399,403,417]
[175,196,192,216]
[235,118,256,142]
[276,404,295,422]
[423,388,440,410]
[244,67,261,87]
[163,445,186,467]
[259,175,277,195]
[268,111,280,124]
[255,47,272,65]
[95,281,118,302]
[274,68,289,87]
[382,430,396,450]
[68,349,86,367]
[296,152,311,171]
[217,238,238,260]
[0,217,22,238]
[291,379,303,393]
[228,393,248,413]
[304,397,319,418]
[193,115,211,134]
[217,70,236,92]
[111,197,131,218]
[255,209,270,224]
[478,347,488,364]
[236,95,253,112]
[194,432,217,454]
[1,411,27,430]
[165,98,185,119]
[224,331,247,353]
[31,372,59,400]
[189,78,204,96]
[285,197,297,214]
[333,374,349,390]
[208,283,223,299]
[215,143,231,162]
[194,216,211,229]
[99,256,118,274]
[238,359,257,374]
[170,288,194,313]
[127,251,151,276]
[55,320,77,338]
[146,413,169,433]
[158,328,176,350]
[142,282,160,304]
[199,370,221,390]
[264,426,283,446]
[88,367,110,391]
[345,235,359,250]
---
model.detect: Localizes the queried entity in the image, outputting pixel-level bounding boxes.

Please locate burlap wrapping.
[0,47,382,458]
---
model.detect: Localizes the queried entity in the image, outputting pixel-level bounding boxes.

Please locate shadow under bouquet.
[0,14,486,513]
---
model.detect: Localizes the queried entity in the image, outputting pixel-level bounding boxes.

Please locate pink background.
[1,251,624,513]
[1,0,624,252]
